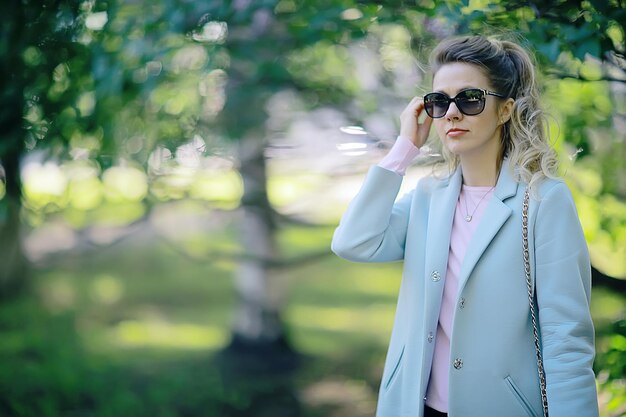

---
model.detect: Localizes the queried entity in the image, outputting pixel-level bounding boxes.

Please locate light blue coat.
[331,162,598,417]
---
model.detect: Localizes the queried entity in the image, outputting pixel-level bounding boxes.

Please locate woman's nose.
[446,101,463,120]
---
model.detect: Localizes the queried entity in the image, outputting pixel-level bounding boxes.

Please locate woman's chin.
[443,141,467,156]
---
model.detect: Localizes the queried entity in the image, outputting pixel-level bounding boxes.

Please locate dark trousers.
[424,405,448,417]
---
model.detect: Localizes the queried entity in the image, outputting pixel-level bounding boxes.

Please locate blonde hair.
[429,35,558,192]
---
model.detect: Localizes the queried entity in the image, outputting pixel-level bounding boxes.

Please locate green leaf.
[536,38,561,63]
[575,38,601,60]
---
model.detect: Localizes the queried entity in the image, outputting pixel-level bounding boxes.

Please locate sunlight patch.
[90,275,124,305]
[288,305,394,334]
[111,320,227,350]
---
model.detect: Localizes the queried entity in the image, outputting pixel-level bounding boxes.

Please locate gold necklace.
[463,186,495,222]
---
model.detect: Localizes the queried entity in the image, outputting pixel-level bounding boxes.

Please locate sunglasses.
[423,88,506,118]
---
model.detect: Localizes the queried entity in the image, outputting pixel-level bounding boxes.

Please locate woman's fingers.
[400,97,431,148]
[417,110,433,144]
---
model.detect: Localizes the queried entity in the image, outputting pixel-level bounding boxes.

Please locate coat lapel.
[423,169,462,317]
[456,160,519,294]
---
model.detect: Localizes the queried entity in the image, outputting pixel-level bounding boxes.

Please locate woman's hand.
[399,97,433,149]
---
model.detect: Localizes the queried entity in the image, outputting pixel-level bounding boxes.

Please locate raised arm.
[332,97,432,263]
[331,166,414,263]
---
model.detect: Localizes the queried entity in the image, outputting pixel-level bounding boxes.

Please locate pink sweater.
[378,136,494,413]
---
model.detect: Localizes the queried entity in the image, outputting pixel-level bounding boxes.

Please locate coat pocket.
[383,345,405,391]
[504,376,539,417]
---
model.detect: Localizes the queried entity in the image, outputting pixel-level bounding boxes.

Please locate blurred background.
[0,1,625,416]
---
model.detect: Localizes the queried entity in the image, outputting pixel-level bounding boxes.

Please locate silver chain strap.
[522,190,549,417]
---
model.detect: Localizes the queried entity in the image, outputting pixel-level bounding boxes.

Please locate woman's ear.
[498,98,515,124]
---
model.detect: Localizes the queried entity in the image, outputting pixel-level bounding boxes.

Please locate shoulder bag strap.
[522,189,549,417]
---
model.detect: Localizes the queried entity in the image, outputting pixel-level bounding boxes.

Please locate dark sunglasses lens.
[424,93,449,118]
[456,89,485,115]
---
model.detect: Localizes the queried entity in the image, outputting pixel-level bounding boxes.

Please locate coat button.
[453,358,463,370]
[431,270,441,282]
[427,332,434,343]
[459,297,466,309]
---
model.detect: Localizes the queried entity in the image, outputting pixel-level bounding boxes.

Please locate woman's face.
[431,62,508,161]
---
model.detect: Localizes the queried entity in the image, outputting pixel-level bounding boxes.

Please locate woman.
[331,35,598,417]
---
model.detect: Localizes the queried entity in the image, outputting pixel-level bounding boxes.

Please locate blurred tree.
[0,0,86,298]
[0,0,212,297]
[206,0,431,356]
[0,0,436,356]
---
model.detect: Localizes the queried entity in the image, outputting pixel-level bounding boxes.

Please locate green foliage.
[436,0,625,69]
[79,1,220,164]
[5,0,625,176]
[597,319,626,380]
[286,41,360,95]
[595,319,626,416]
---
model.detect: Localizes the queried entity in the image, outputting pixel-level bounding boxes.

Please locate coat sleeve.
[331,165,414,263]
[533,182,599,417]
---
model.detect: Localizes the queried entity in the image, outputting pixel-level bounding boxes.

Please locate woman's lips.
[447,129,468,137]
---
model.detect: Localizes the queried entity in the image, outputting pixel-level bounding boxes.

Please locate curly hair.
[429,35,558,192]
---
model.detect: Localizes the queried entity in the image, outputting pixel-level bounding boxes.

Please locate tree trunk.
[0,199,28,300]
[0,144,28,300]
[0,0,28,300]
[225,135,296,368]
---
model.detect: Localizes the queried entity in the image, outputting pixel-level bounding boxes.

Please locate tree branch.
[160,233,333,270]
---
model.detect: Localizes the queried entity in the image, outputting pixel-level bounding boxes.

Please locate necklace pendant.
[465,215,472,222]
